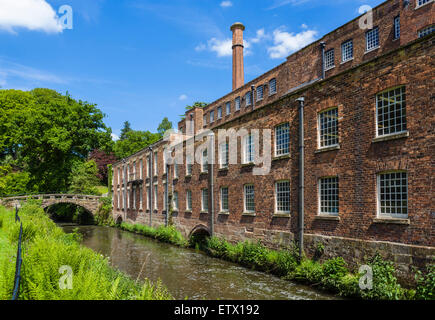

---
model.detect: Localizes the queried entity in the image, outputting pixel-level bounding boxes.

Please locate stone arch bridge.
[0,194,102,214]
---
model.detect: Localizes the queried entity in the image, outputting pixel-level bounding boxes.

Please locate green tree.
[113,130,160,159]
[68,160,100,195]
[157,117,173,137]
[120,121,132,141]
[0,165,35,196]
[179,102,208,119]
[0,88,113,192]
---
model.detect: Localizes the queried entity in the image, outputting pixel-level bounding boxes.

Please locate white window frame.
[377,171,408,219]
[210,110,215,123]
[186,155,193,176]
[235,97,241,111]
[220,187,229,213]
[163,183,167,210]
[173,191,178,211]
[269,78,277,95]
[203,114,207,126]
[153,184,158,210]
[146,156,151,178]
[243,184,255,213]
[243,134,254,164]
[366,27,380,52]
[154,152,158,176]
[217,106,222,119]
[245,91,252,107]
[202,188,209,212]
[416,0,433,9]
[139,159,143,179]
[318,107,339,149]
[318,177,339,216]
[394,16,400,40]
[226,102,231,115]
[375,86,407,138]
[324,48,335,70]
[202,149,208,173]
[341,40,353,62]
[256,85,264,101]
[174,164,179,179]
[186,190,192,211]
[275,180,290,214]
[418,25,434,38]
[117,190,120,209]
[274,123,290,157]
[219,142,229,169]
[146,185,150,210]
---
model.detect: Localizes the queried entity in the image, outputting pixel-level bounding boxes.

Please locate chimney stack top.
[230,22,245,32]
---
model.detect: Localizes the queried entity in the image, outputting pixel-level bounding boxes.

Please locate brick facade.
[112,0,434,276]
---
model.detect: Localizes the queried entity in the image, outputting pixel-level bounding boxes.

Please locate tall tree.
[179,102,208,119]
[120,121,132,141]
[113,130,160,159]
[68,160,100,195]
[157,117,173,137]
[0,88,112,192]
[88,149,118,184]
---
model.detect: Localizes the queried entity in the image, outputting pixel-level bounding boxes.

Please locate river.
[62,225,338,300]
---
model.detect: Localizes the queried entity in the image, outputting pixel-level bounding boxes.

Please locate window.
[275,181,290,213]
[202,188,209,211]
[243,134,254,164]
[418,25,434,38]
[245,91,252,106]
[163,184,167,210]
[244,184,255,213]
[219,142,229,169]
[174,164,179,179]
[376,86,406,137]
[318,108,339,148]
[226,102,231,115]
[341,40,353,62]
[186,155,193,176]
[117,190,120,209]
[173,191,178,210]
[210,110,215,123]
[203,114,207,126]
[127,188,130,209]
[146,186,150,210]
[417,0,433,8]
[235,97,241,111]
[319,177,339,215]
[147,156,151,177]
[324,49,335,70]
[122,188,125,209]
[256,85,264,101]
[366,27,379,52]
[163,152,167,173]
[133,162,136,180]
[220,187,229,212]
[275,123,290,156]
[153,184,158,210]
[394,16,400,40]
[154,152,158,176]
[186,190,192,211]
[217,106,222,119]
[117,168,120,184]
[377,172,408,218]
[139,186,143,210]
[202,149,208,172]
[269,78,277,95]
[140,159,143,179]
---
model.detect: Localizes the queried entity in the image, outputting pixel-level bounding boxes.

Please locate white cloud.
[268,0,309,10]
[220,1,233,8]
[0,0,63,34]
[301,23,308,29]
[208,38,233,57]
[111,133,120,141]
[195,43,207,52]
[267,28,318,59]
[179,94,188,101]
[250,28,266,43]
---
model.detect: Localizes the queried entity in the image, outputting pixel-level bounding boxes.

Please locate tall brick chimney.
[231,22,245,91]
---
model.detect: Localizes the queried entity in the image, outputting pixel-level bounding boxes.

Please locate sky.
[0,0,384,140]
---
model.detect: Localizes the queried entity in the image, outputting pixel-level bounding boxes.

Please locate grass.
[119,222,188,247]
[0,203,172,300]
[96,186,109,196]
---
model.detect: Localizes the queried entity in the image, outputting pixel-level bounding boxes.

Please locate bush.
[359,254,406,300]
[119,222,187,247]
[95,197,115,226]
[321,257,349,291]
[415,264,435,300]
[289,259,323,284]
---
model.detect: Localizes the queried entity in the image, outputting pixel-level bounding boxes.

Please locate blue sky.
[0,0,384,139]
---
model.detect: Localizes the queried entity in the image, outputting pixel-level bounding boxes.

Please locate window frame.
[317,107,339,149]
[365,27,380,52]
[201,148,208,173]
[235,97,241,111]
[186,190,192,211]
[245,91,252,107]
[341,39,353,62]
[418,25,434,38]
[243,134,254,164]
[220,187,229,213]
[394,16,400,40]
[172,191,178,211]
[377,171,408,219]
[201,188,209,212]
[318,176,339,216]
[256,85,264,101]
[226,102,231,115]
[324,48,335,70]
[217,106,222,119]
[243,184,255,213]
[416,0,433,9]
[219,141,229,169]
[274,122,290,157]
[275,180,291,214]
[375,86,407,138]
[186,155,193,176]
[269,78,277,95]
[210,110,215,123]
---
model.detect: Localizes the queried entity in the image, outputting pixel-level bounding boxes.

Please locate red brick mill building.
[112,0,434,278]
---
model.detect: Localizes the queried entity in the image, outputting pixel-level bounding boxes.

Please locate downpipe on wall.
[296,97,305,261]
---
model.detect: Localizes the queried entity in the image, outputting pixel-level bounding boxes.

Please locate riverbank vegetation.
[0,204,172,300]
[117,221,434,300]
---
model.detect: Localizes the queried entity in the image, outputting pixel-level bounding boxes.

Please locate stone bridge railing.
[0,194,103,214]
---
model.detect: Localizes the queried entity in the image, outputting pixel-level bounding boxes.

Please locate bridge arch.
[188,224,211,247]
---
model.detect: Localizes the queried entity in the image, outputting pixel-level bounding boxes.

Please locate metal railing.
[11,206,23,300]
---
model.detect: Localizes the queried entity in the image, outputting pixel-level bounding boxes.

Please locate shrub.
[415,264,435,300]
[289,259,323,284]
[321,257,349,291]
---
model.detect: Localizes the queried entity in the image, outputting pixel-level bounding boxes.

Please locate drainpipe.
[296,97,305,261]
[320,42,326,80]
[148,147,153,227]
[208,132,215,237]
[123,159,127,221]
[165,163,169,227]
[251,85,255,109]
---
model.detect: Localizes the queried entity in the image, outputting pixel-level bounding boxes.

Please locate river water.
[62,225,337,300]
